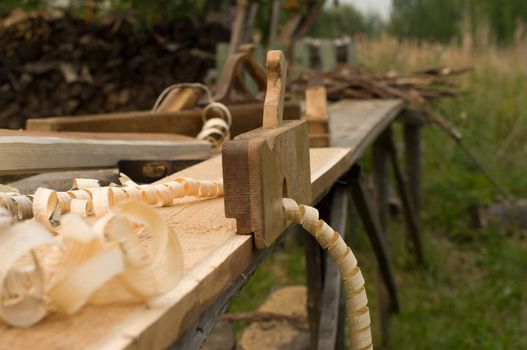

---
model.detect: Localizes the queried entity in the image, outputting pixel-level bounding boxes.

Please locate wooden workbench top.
[329,99,404,150]
[0,99,405,349]
[0,147,355,350]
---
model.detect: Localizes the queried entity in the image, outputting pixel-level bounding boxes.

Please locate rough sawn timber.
[0,134,210,174]
[0,147,355,350]
[26,102,301,138]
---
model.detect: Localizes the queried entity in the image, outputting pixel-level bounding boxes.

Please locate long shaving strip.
[46,201,183,314]
[2,175,223,228]
[282,198,373,350]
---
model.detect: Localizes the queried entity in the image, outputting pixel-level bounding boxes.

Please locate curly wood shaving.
[71,178,100,190]
[283,198,373,350]
[0,219,58,327]
[0,191,33,222]
[0,199,184,326]
[32,188,60,231]
[69,199,92,217]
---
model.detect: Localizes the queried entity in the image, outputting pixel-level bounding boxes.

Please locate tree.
[389,0,527,44]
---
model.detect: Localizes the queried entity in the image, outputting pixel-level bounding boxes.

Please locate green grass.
[228,45,527,348]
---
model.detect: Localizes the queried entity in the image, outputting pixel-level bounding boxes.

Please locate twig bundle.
[289,64,470,102]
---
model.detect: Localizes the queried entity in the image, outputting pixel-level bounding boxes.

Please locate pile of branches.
[0,11,229,129]
[289,65,470,103]
[290,64,513,200]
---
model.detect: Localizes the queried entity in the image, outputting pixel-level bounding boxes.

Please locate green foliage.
[0,0,46,14]
[308,4,384,38]
[390,0,463,43]
[390,0,527,44]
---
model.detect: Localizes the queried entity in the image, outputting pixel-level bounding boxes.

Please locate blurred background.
[1,1,526,348]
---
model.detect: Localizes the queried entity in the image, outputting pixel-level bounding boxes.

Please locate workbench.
[0,98,423,349]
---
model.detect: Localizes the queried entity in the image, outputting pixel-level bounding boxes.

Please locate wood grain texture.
[214,44,267,104]
[305,83,329,148]
[26,102,301,137]
[223,120,311,248]
[0,135,210,174]
[223,50,311,248]
[0,147,356,350]
[329,99,404,152]
[154,87,200,113]
[8,169,119,194]
[262,50,286,129]
[0,129,195,141]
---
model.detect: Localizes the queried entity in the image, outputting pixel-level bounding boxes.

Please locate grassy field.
[229,37,527,349]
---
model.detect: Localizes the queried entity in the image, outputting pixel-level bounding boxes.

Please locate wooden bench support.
[403,118,424,223]
[304,182,349,350]
[371,130,393,344]
[170,229,290,350]
[386,128,425,264]
[304,227,324,349]
[348,165,400,315]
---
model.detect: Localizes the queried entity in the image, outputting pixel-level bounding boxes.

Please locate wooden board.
[0,129,195,141]
[329,99,405,153]
[26,102,301,138]
[0,147,355,350]
[7,169,119,194]
[305,82,329,148]
[0,135,210,174]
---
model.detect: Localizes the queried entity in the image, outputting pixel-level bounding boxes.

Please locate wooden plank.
[0,147,357,350]
[0,135,210,174]
[8,169,119,194]
[0,129,195,141]
[26,102,302,138]
[171,229,290,350]
[329,99,405,152]
[305,76,329,148]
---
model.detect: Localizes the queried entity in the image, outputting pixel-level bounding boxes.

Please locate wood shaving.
[0,200,183,326]
[282,198,373,350]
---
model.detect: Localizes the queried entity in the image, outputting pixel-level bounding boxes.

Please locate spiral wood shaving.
[0,185,32,221]
[153,83,232,150]
[283,198,373,350]
[0,201,183,327]
[32,177,223,230]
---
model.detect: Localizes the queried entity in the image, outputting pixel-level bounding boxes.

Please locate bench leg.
[348,165,400,315]
[387,128,425,264]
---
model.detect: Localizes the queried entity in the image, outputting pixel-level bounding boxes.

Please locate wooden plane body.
[223,119,311,248]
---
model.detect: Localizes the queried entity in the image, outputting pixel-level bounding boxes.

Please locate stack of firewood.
[0,10,229,128]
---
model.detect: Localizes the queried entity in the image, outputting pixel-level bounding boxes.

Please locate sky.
[342,0,392,21]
